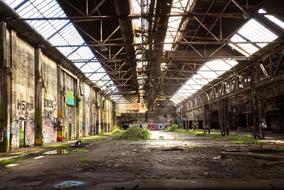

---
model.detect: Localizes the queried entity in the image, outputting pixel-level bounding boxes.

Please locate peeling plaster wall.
[41,54,57,144]
[104,99,113,132]
[0,24,115,152]
[10,33,35,149]
[90,88,97,135]
[63,73,76,140]
[83,83,91,136]
[96,92,102,134]
[78,82,83,138]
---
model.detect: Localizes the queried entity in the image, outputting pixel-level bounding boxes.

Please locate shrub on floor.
[114,126,151,140]
[166,123,178,132]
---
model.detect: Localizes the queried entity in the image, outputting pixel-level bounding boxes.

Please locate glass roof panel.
[171,59,238,105]
[73,62,85,69]
[80,63,97,73]
[5,0,25,9]
[265,15,284,29]
[224,60,238,67]
[163,0,194,51]
[192,75,209,85]
[57,47,77,57]
[197,70,219,80]
[68,47,94,60]
[86,62,102,71]
[89,73,107,81]
[205,60,232,71]
[228,43,250,57]
[229,19,278,57]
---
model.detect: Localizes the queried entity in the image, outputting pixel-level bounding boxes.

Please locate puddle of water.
[43,149,69,155]
[44,148,88,155]
[6,163,19,167]
[34,156,45,160]
[54,180,86,188]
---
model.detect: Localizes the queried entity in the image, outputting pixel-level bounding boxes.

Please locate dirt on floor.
[0,131,284,190]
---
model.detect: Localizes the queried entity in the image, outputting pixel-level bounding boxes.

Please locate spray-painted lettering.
[17,100,34,119]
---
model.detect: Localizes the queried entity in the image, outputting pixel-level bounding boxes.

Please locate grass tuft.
[0,156,27,166]
[165,123,178,132]
[114,126,151,140]
[165,127,259,144]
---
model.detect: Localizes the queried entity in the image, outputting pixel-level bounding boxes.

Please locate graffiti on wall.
[10,122,19,150]
[66,90,75,106]
[43,119,57,144]
[17,99,34,120]
[25,120,35,146]
[43,98,57,120]
[43,98,57,143]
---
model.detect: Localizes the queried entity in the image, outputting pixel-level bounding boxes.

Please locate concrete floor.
[0,131,284,190]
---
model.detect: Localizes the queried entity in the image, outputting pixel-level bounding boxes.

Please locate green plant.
[166,123,178,132]
[111,127,123,135]
[0,156,27,166]
[114,126,151,140]
[165,126,259,144]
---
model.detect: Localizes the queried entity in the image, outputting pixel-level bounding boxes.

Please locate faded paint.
[10,33,35,149]
[83,84,91,136]
[0,25,115,152]
[63,73,76,140]
[41,54,58,144]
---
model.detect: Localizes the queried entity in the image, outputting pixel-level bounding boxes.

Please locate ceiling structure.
[2,0,284,109]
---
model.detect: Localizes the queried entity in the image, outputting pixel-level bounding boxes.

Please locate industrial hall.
[0,0,283,189]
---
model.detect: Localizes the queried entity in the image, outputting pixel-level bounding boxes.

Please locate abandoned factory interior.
[0,0,284,189]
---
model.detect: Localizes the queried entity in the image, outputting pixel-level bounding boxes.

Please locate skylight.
[163,0,195,51]
[265,15,284,29]
[131,0,149,104]
[229,19,278,57]
[3,0,118,101]
[170,59,238,105]
[258,8,284,29]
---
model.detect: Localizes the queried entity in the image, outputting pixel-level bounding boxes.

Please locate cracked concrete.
[0,131,284,190]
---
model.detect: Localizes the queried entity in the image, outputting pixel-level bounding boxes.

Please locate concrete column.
[0,21,12,152]
[57,66,64,141]
[82,82,86,137]
[89,87,94,135]
[34,47,43,146]
[75,79,80,139]
[97,91,101,134]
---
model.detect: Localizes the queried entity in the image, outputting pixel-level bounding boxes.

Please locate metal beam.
[5,13,245,21]
[88,0,107,16]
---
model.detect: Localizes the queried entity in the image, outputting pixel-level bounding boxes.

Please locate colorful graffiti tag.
[43,98,57,143]
[65,90,75,106]
[25,120,35,146]
[43,119,57,144]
